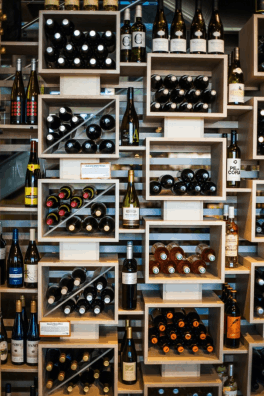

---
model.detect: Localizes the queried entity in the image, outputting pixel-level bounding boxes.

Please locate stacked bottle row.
[150,169,217,197]
[44,18,116,70]
[150,242,216,276]
[256,190,264,237]
[257,107,264,156]
[150,74,216,114]
[254,267,264,317]
[220,284,241,349]
[148,387,216,396]
[149,308,214,355]
[44,348,114,394]
[44,0,118,11]
[251,348,264,393]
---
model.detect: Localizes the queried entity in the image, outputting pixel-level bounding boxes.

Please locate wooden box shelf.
[144,137,226,201]
[143,218,225,284]
[38,179,119,242]
[143,291,224,365]
[38,95,119,159]
[38,254,118,324]
[146,54,227,119]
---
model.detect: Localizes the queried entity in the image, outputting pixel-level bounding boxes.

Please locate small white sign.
[81,163,111,179]
[40,322,71,337]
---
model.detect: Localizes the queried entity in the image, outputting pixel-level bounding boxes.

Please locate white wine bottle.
[120,87,139,146]
[226,130,241,188]
[208,0,224,54]
[228,47,244,105]
[190,0,206,54]
[122,170,140,229]
[131,5,146,62]
[152,0,169,53]
[121,327,137,385]
[170,0,186,54]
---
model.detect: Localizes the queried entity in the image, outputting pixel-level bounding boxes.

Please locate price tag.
[39,321,71,337]
[81,163,111,179]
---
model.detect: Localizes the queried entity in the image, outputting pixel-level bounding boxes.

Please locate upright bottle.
[122,241,137,310]
[0,222,6,286]
[26,59,39,125]
[7,229,23,288]
[84,0,99,10]
[121,327,137,385]
[226,130,241,188]
[0,311,8,365]
[26,301,39,366]
[228,47,244,105]
[208,0,224,54]
[25,140,40,207]
[122,170,140,229]
[103,0,118,11]
[65,0,80,10]
[44,0,60,10]
[152,0,169,53]
[24,229,40,289]
[11,300,25,365]
[11,58,25,124]
[190,0,206,54]
[121,87,139,146]
[121,9,132,62]
[131,5,146,62]
[225,206,238,268]
[170,0,186,53]
[225,292,241,349]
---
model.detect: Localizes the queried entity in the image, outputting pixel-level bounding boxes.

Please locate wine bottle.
[102,30,116,53]
[150,180,162,195]
[62,297,76,315]
[45,46,58,67]
[66,375,79,393]
[58,358,71,381]
[161,261,176,274]
[82,216,99,234]
[121,87,140,146]
[180,169,194,182]
[161,308,174,321]
[122,170,140,228]
[0,311,8,365]
[162,102,177,112]
[195,244,215,262]
[151,242,169,264]
[84,0,99,10]
[151,74,164,91]
[46,195,59,209]
[176,102,193,112]
[65,0,80,10]
[102,57,116,70]
[84,285,97,303]
[187,255,206,274]
[44,18,60,37]
[166,242,184,262]
[65,139,81,154]
[98,216,115,234]
[173,309,186,328]
[79,43,93,60]
[46,284,61,305]
[11,300,25,365]
[151,101,162,112]
[121,8,132,62]
[91,298,104,315]
[70,195,83,209]
[208,0,224,54]
[11,58,25,124]
[121,327,137,385]
[121,319,130,364]
[60,18,75,36]
[228,47,244,105]
[223,364,238,395]
[175,259,191,274]
[0,222,6,286]
[7,229,23,288]
[225,294,241,348]
[155,88,170,103]
[25,140,40,207]
[200,334,214,353]
[185,89,201,103]
[149,255,160,275]
[59,273,75,296]
[172,181,187,195]
[86,30,100,47]
[131,5,146,62]
[91,202,107,219]
[103,0,118,11]
[80,369,94,393]
[158,332,171,353]
[71,115,84,128]
[76,296,90,315]
[179,75,193,90]
[26,300,39,366]
[201,89,217,103]
[186,181,202,196]
[194,168,209,183]
[170,88,186,103]
[227,130,241,188]
[59,185,74,200]
[52,32,67,49]
[72,267,87,286]
[225,207,238,268]
[46,212,59,226]
[86,124,101,140]
[201,181,217,196]
[101,285,115,304]
[190,0,206,54]
[66,216,82,234]
[193,102,209,113]
[172,338,185,354]
[100,114,115,131]
[44,0,60,10]
[46,365,59,389]
[194,75,210,89]
[152,0,169,53]
[59,106,72,122]
[99,366,114,393]
[98,139,116,154]
[24,229,40,289]
[122,241,137,310]
[56,55,69,68]
[82,140,98,154]
[47,114,60,130]
[159,174,174,189]
[151,309,166,332]
[58,204,71,219]
[170,0,186,53]
[26,59,39,125]
[70,29,85,47]
[93,269,107,291]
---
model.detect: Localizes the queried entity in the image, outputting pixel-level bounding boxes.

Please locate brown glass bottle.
[25,141,40,207]
[160,261,175,274]
[11,59,25,124]
[187,255,206,274]
[26,59,39,125]
[166,242,185,262]
[151,242,169,264]
[175,259,191,274]
[225,294,241,349]
[149,255,160,275]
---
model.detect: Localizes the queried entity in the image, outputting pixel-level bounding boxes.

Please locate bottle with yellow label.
[83,0,99,10]
[25,141,40,208]
[65,0,80,10]
[44,0,60,10]
[103,0,118,11]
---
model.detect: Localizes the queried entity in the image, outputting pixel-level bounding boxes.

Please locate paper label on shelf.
[24,264,38,283]
[228,83,244,103]
[123,207,139,220]
[121,34,132,50]
[152,38,169,52]
[27,341,39,364]
[225,234,238,256]
[226,315,241,339]
[223,387,237,396]
[122,272,137,285]
[170,38,186,52]
[190,38,206,53]
[81,163,111,179]
[0,247,6,260]
[123,361,137,381]
[11,339,24,363]
[39,322,71,337]
[132,32,145,48]
[8,267,23,286]
[227,158,241,181]
[208,39,224,53]
[0,341,8,361]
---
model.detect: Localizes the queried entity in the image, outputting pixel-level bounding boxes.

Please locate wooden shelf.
[225,265,250,274]
[119,146,146,151]
[120,62,147,77]
[1,356,38,373]
[0,205,38,212]
[226,187,252,193]
[1,41,38,55]
[118,368,143,394]
[118,295,144,315]
[0,124,38,131]
[0,283,38,293]
[223,341,248,354]
[119,225,146,234]
[227,105,253,117]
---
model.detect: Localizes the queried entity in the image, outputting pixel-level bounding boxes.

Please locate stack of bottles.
[254,267,264,317]
[256,190,264,237]
[150,169,217,196]
[44,18,116,70]
[150,74,217,113]
[150,242,216,276]
[220,284,241,348]
[44,348,114,394]
[44,0,118,12]
[45,185,115,235]
[148,387,216,396]
[46,268,114,317]
[251,348,264,393]
[257,107,264,156]
[149,308,214,355]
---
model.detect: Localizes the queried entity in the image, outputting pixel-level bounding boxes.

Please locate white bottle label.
[122,272,137,285]
[190,38,206,53]
[11,339,24,363]
[123,361,137,381]
[0,247,6,260]
[0,341,8,361]
[123,207,139,221]
[24,264,38,283]
[225,235,238,257]
[208,39,224,53]
[121,34,132,50]
[27,340,39,364]
[227,158,241,182]
[152,38,169,52]
[229,83,244,103]
[170,38,186,52]
[132,32,145,48]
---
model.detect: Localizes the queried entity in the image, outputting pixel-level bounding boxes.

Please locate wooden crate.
[38,95,119,159]
[238,180,264,243]
[143,291,224,365]
[239,14,264,85]
[146,54,227,119]
[38,328,118,396]
[238,97,264,161]
[144,137,226,201]
[143,218,225,284]
[38,254,118,324]
[38,179,119,242]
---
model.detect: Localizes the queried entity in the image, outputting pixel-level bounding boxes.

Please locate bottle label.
[122,272,137,285]
[132,32,145,48]
[65,0,79,5]
[123,361,137,381]
[223,387,237,396]
[229,83,244,103]
[26,100,38,120]
[24,264,38,283]
[227,315,241,339]
[190,38,206,53]
[11,339,24,363]
[27,340,39,364]
[121,34,132,50]
[152,38,169,52]
[103,0,118,6]
[0,247,6,260]
[45,0,59,4]
[84,0,98,5]
[8,267,23,285]
[225,234,238,256]
[27,164,40,171]
[208,39,224,53]
[11,99,24,122]
[123,207,139,221]
[0,341,8,361]
[227,158,241,181]
[170,38,186,52]
[25,187,38,206]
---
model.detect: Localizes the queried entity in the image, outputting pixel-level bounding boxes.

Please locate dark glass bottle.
[65,139,81,154]
[176,102,193,112]
[159,174,174,189]
[180,169,194,182]
[0,311,8,365]
[151,101,162,112]
[121,8,132,62]
[25,140,40,208]
[170,88,186,103]
[122,241,137,310]
[72,267,87,287]
[56,56,69,69]
[11,58,25,125]
[86,124,101,140]
[179,75,193,90]
[47,114,60,130]
[102,57,116,70]
[7,229,23,288]
[225,296,241,348]
[44,18,60,37]
[99,366,114,393]
[46,195,60,209]
[46,212,59,226]
[86,30,101,47]
[190,0,206,54]
[26,300,39,366]
[170,0,186,53]
[151,74,164,91]
[121,87,139,146]
[60,18,75,36]
[131,5,146,62]
[150,180,162,195]
[59,106,72,122]
[195,169,209,183]
[52,32,67,49]
[70,196,83,209]
[98,216,115,234]
[155,88,170,103]
[201,89,217,103]
[0,222,6,286]
[101,285,115,304]
[62,297,76,315]
[227,130,241,188]
[84,285,97,303]
[121,327,137,385]
[186,89,201,103]
[66,216,82,234]
[80,369,95,394]
[172,181,187,195]
[82,185,97,200]
[91,298,104,315]
[46,284,61,305]
[100,114,115,131]
[24,229,40,289]
[152,0,169,53]
[76,296,90,315]
[71,115,84,129]
[102,30,116,53]
[71,29,85,46]
[59,273,75,296]
[201,181,217,196]
[82,216,99,234]
[193,75,209,90]
[93,269,107,291]
[59,185,74,200]
[11,300,25,365]
[45,46,58,67]
[82,140,97,154]
[193,102,209,113]
[151,309,167,332]
[95,43,108,60]
[162,102,177,112]
[87,57,100,69]
[91,202,107,219]
[208,0,224,54]
[26,59,39,125]
[98,140,116,154]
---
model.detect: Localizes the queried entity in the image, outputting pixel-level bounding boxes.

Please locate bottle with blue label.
[7,229,23,288]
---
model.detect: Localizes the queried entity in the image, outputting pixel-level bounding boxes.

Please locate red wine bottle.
[121,242,137,310]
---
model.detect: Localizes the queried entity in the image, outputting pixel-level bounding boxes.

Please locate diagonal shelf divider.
[45,265,113,317]
[44,183,115,237]
[43,99,115,154]
[46,347,113,396]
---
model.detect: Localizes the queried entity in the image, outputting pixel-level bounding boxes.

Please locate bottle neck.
[127,89,134,106]
[29,141,38,163]
[17,60,22,72]
[157,0,164,10]
[231,134,237,145]
[196,0,202,12]
[176,0,182,11]
[213,0,219,12]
